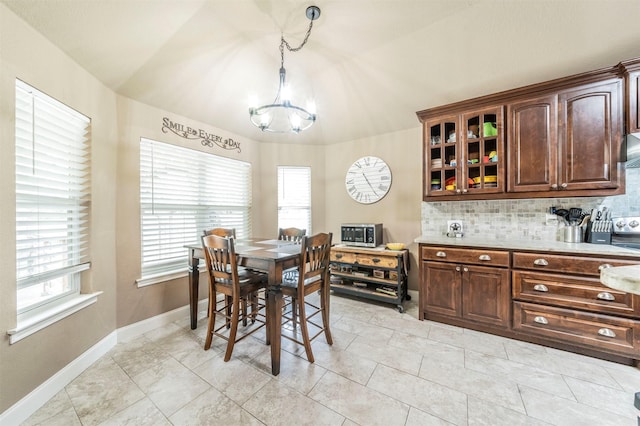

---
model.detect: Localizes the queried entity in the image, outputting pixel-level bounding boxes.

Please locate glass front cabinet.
[424,106,505,198]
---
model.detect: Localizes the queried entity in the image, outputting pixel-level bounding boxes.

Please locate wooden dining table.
[185,238,301,375]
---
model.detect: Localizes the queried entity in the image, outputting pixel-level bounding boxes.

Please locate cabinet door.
[558,79,623,190]
[424,116,459,197]
[628,70,640,133]
[422,261,461,318]
[462,265,510,327]
[507,95,558,192]
[461,106,505,195]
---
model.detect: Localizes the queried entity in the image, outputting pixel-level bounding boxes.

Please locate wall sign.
[161,117,241,153]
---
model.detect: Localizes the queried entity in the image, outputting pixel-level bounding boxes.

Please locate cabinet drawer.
[513,271,639,317]
[354,253,398,268]
[513,301,639,356]
[421,246,509,267]
[330,251,356,264]
[512,252,637,276]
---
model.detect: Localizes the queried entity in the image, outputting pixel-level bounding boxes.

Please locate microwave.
[341,223,383,247]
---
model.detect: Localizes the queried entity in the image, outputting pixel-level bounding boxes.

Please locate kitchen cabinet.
[418,59,628,201]
[330,245,409,313]
[621,57,640,133]
[424,106,505,198]
[508,79,623,193]
[512,251,640,360]
[420,246,510,328]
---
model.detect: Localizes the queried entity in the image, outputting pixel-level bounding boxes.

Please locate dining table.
[185,238,302,376]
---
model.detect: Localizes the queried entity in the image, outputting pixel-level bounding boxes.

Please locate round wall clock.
[345,156,392,204]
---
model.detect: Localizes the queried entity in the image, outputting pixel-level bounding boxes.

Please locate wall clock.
[345,156,392,204]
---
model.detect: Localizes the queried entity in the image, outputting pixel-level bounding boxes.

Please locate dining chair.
[278,227,306,242]
[203,227,236,238]
[201,233,268,361]
[280,232,333,363]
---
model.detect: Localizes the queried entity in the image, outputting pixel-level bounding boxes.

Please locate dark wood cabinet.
[508,80,623,193]
[420,246,510,328]
[424,106,505,198]
[419,243,640,364]
[621,58,640,133]
[419,59,629,201]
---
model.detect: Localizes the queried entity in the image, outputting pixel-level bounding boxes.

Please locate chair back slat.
[203,227,236,238]
[299,232,332,286]
[201,234,239,292]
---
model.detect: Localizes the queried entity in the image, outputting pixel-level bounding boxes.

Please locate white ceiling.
[3,0,640,145]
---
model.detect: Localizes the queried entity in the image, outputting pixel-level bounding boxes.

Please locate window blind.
[277,166,311,233]
[15,79,91,313]
[140,138,252,278]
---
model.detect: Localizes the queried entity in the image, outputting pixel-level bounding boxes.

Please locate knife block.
[585,222,612,244]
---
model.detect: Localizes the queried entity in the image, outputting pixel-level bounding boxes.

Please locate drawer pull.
[455,266,461,272]
[335,254,343,259]
[463,267,469,272]
[533,258,549,266]
[596,292,615,301]
[597,328,616,338]
[372,258,381,263]
[598,264,612,271]
[533,316,549,325]
[478,254,491,261]
[533,284,549,292]
[436,251,447,258]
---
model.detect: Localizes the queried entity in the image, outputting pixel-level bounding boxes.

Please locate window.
[139,139,252,281]
[277,166,311,233]
[15,80,91,318]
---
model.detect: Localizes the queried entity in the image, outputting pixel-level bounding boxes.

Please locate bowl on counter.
[386,243,405,250]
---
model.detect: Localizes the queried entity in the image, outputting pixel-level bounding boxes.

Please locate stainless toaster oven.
[340,223,383,247]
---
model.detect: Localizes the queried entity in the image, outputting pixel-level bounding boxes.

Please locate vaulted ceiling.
[3,0,640,145]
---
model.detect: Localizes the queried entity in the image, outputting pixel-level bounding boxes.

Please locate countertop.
[600,265,640,295]
[414,235,640,258]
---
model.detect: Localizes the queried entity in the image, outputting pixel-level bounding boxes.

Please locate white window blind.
[140,138,252,278]
[277,166,311,233]
[15,79,91,314]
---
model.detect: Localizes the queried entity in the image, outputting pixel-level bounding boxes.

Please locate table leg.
[267,287,282,376]
[187,249,200,330]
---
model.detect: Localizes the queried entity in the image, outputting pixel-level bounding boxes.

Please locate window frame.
[277,166,312,234]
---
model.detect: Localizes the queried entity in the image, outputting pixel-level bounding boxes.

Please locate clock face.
[345,156,392,204]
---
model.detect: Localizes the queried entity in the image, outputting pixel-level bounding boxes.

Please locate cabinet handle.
[456,189,462,194]
[436,251,447,258]
[596,292,615,301]
[598,264,612,271]
[372,258,381,263]
[551,184,558,190]
[478,254,491,261]
[533,284,549,292]
[533,316,549,325]
[560,183,568,189]
[462,189,468,193]
[597,328,616,338]
[455,266,461,272]
[463,267,469,272]
[533,258,549,266]
[335,253,343,259]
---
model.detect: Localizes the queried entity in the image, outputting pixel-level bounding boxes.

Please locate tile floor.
[22,293,640,425]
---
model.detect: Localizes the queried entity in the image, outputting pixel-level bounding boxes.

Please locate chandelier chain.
[279,19,315,68]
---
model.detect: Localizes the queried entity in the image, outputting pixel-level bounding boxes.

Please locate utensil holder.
[564,226,583,243]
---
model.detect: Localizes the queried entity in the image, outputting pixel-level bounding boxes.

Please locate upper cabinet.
[418,59,629,201]
[621,58,640,133]
[508,79,623,193]
[424,106,505,198]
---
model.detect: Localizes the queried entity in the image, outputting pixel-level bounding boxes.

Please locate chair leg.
[224,297,241,362]
[291,299,298,330]
[320,285,333,345]
[225,295,232,329]
[296,298,314,363]
[242,297,248,327]
[204,291,217,350]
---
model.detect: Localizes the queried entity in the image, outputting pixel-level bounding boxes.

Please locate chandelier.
[249,6,321,134]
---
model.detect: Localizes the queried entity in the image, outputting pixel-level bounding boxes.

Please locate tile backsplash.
[421,168,640,242]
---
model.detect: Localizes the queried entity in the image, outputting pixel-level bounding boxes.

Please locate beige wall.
[322,128,423,288]
[0,4,118,412]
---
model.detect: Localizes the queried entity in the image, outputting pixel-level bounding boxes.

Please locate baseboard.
[0,331,117,426]
[117,298,209,342]
[0,298,209,424]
